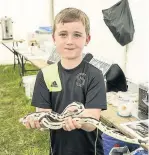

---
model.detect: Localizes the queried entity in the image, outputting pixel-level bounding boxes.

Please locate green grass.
[0,64,50,155]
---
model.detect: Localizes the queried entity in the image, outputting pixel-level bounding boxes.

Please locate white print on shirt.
[76,73,86,87]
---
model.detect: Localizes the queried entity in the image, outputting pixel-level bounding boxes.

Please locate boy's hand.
[20,115,41,129]
[63,117,82,131]
[62,104,82,131]
[20,108,52,130]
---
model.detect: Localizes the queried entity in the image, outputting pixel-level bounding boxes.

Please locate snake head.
[62,102,85,117]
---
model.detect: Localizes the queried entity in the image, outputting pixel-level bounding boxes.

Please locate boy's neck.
[60,56,82,69]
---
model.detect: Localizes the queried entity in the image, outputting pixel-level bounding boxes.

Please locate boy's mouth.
[65,48,75,50]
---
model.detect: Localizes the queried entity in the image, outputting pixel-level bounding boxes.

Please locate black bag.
[106,64,128,92]
[102,0,135,46]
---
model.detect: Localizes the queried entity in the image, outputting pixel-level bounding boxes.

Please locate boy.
[25,7,107,155]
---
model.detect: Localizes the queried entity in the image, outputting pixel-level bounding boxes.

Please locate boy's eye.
[74,34,81,38]
[59,33,67,37]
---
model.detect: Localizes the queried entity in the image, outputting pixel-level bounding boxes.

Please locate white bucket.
[22,75,36,99]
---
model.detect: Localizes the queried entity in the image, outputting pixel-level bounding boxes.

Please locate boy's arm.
[24,108,52,129]
[80,109,101,131]
[63,108,101,132]
[36,107,52,112]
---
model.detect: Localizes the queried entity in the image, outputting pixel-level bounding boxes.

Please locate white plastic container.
[22,75,36,99]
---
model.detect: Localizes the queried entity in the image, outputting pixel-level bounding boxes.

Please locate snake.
[20,102,148,146]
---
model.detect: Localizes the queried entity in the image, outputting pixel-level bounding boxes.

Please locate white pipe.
[49,0,54,27]
[124,44,128,74]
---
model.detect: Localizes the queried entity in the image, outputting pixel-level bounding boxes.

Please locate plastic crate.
[22,75,36,99]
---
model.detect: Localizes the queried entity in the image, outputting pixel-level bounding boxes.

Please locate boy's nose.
[66,36,73,44]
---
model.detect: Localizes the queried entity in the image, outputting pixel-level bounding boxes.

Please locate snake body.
[21,102,148,145]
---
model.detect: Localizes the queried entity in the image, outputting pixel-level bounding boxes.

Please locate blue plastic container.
[102,133,140,155]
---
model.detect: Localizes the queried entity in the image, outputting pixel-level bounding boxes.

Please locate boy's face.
[53,21,90,60]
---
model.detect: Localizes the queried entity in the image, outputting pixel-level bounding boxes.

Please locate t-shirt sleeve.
[85,70,107,110]
[31,70,52,109]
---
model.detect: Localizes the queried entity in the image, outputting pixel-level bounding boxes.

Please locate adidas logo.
[50,81,58,87]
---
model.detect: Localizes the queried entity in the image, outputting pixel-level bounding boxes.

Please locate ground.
[0,64,49,155]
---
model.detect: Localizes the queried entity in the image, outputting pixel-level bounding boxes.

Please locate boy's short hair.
[53,8,90,35]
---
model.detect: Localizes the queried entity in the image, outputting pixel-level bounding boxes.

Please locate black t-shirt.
[32,60,107,155]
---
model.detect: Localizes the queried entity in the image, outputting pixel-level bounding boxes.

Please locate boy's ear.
[52,34,55,42]
[85,35,91,46]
